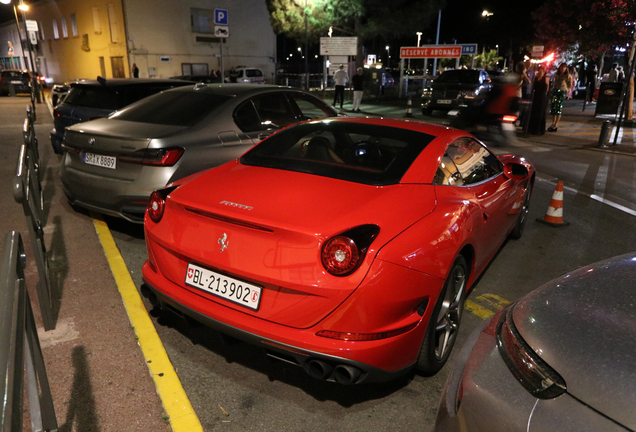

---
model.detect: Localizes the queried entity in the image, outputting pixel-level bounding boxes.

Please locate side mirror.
[503,162,528,180]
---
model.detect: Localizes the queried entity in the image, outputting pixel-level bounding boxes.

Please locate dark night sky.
[1,0,546,59]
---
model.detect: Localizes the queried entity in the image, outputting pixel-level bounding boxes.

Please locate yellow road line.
[464,299,495,319]
[93,217,203,432]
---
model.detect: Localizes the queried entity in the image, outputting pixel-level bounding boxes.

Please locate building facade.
[2,0,276,83]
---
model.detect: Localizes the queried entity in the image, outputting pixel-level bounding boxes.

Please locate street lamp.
[482,10,493,18]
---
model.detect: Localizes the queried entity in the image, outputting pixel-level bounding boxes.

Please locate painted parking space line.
[536,176,636,218]
[92,216,203,432]
[465,294,510,320]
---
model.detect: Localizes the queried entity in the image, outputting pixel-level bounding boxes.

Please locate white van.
[225,67,265,84]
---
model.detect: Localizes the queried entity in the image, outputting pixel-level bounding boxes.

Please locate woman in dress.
[548,63,571,132]
[528,66,550,135]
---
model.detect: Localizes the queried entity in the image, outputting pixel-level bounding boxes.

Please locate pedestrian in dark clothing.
[586,63,598,102]
[528,66,549,135]
[132,63,139,78]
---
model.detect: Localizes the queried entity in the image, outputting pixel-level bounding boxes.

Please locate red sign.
[400,46,462,59]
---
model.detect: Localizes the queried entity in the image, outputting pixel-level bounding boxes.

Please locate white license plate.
[10,80,23,85]
[83,152,116,169]
[185,263,262,310]
[437,99,452,104]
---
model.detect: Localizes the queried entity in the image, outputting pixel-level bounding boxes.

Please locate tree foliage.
[266,0,444,43]
[532,0,636,55]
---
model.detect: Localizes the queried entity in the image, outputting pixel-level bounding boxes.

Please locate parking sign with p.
[214,9,228,25]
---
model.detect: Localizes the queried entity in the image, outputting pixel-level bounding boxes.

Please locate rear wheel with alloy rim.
[416,255,468,375]
[510,186,531,240]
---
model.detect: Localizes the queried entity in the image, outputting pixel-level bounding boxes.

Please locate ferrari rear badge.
[218,233,228,252]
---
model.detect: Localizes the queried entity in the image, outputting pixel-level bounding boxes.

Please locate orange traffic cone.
[537,181,570,227]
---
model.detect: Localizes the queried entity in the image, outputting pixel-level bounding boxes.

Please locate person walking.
[528,66,550,135]
[132,63,139,78]
[548,63,571,132]
[351,67,364,112]
[333,65,348,109]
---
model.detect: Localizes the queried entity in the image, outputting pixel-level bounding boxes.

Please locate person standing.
[548,63,571,132]
[333,65,348,109]
[607,63,619,82]
[586,62,598,102]
[351,67,364,112]
[132,63,139,78]
[528,66,550,135]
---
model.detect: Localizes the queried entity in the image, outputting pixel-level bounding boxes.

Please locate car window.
[247,69,262,78]
[234,101,262,132]
[124,85,182,107]
[110,91,231,127]
[287,93,334,120]
[237,70,244,78]
[443,138,502,185]
[64,86,123,110]
[436,70,480,84]
[251,93,296,129]
[433,154,464,186]
[240,122,434,186]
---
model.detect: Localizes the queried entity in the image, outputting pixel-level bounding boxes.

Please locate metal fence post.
[0,231,58,432]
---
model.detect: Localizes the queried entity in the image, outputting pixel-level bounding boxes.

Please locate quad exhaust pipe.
[305,360,362,385]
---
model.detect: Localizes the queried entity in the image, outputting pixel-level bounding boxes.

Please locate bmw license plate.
[10,80,22,85]
[437,99,452,104]
[83,152,116,169]
[185,263,262,310]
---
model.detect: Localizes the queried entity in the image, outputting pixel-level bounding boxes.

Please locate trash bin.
[594,82,623,116]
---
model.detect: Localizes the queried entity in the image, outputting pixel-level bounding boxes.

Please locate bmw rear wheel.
[416,255,467,375]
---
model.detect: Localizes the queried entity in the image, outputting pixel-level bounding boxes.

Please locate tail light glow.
[321,225,380,276]
[502,115,517,123]
[147,191,165,223]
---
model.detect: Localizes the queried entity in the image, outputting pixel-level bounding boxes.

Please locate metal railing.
[0,231,58,432]
[14,106,54,331]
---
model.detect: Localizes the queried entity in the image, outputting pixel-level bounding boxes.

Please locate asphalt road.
[104,109,636,431]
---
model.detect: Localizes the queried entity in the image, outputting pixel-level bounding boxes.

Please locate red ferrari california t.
[141,117,534,385]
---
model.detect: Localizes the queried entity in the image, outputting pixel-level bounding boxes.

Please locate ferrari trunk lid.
[147,161,436,329]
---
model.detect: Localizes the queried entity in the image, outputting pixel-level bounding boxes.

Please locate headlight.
[496,305,566,399]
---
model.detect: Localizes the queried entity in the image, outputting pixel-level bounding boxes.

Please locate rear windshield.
[110,91,231,127]
[64,83,189,110]
[2,71,30,80]
[436,70,481,84]
[240,122,434,185]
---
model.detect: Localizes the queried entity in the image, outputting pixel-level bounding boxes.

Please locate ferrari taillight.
[322,236,360,276]
[321,225,380,276]
[147,191,165,223]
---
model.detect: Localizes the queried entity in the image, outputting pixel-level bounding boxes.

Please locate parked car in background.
[421,69,492,115]
[0,69,32,95]
[434,252,636,432]
[171,75,222,84]
[51,82,71,106]
[60,84,338,223]
[225,67,265,83]
[50,77,192,153]
[140,117,534,384]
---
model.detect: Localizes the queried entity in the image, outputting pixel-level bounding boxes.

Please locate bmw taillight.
[146,186,179,223]
[496,305,566,399]
[321,225,380,276]
[119,147,184,167]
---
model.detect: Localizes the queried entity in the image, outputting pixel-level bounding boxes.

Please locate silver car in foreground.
[435,252,636,432]
[60,84,337,223]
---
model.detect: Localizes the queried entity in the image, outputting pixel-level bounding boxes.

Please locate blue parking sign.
[214,9,228,25]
